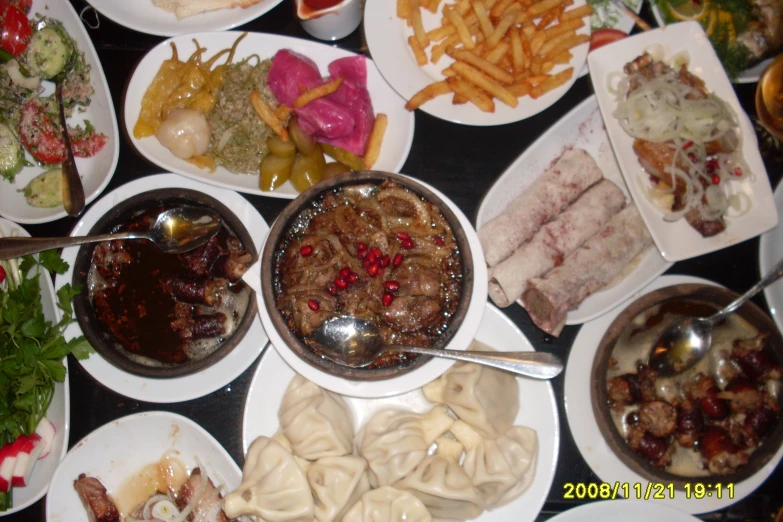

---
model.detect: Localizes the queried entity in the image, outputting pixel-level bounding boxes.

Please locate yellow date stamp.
[563,482,735,500]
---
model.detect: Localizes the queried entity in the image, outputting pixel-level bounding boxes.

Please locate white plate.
[0,0,119,225]
[578,0,643,77]
[759,180,783,334]
[564,273,783,514]
[475,95,673,325]
[253,176,488,398]
[0,218,69,516]
[125,32,415,200]
[649,4,773,84]
[547,500,701,522]
[85,0,284,37]
[364,0,590,126]
[588,21,778,262]
[243,302,559,522]
[46,411,241,522]
[54,174,270,403]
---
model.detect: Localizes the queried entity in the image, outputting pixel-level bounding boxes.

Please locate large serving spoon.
[649,256,783,377]
[311,316,564,379]
[0,207,221,260]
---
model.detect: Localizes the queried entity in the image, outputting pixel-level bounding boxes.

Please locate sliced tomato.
[0,1,31,56]
[72,133,107,157]
[589,28,628,52]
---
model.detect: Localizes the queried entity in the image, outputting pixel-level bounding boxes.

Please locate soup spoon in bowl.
[0,206,221,260]
[310,316,564,379]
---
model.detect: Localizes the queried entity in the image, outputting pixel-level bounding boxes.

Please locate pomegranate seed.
[712,174,720,185]
[649,176,659,185]
[357,249,368,260]
[334,278,348,290]
[366,251,378,263]
[357,242,368,251]
[687,152,697,163]
[396,232,411,241]
[367,263,380,277]
[370,247,383,258]
[308,299,320,311]
[348,272,358,283]
[734,167,743,177]
[393,253,404,267]
[327,285,338,295]
[683,141,693,149]
[300,245,313,257]
[380,255,391,267]
[401,238,414,249]
[384,280,400,292]
[339,267,351,279]
[382,292,395,307]
[433,236,444,246]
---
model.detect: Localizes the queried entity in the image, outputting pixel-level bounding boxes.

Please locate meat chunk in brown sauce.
[74,474,120,522]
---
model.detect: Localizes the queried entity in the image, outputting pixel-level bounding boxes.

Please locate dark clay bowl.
[591,283,783,489]
[72,188,258,379]
[261,171,474,381]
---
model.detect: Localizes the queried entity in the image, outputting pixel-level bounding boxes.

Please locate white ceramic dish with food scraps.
[564,274,783,514]
[125,32,415,200]
[243,302,559,522]
[0,0,119,225]
[758,180,783,334]
[578,0,643,77]
[54,174,269,403]
[363,0,590,126]
[46,411,242,522]
[547,500,702,522]
[649,4,773,84]
[588,21,777,262]
[85,0,284,37]
[476,95,673,325]
[0,218,69,516]
[248,175,487,398]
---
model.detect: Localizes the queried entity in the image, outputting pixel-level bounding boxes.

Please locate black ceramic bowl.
[261,171,475,381]
[72,188,258,378]
[592,283,783,489]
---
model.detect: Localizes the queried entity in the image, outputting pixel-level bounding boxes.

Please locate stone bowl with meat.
[259,171,483,388]
[591,283,783,489]
[72,188,257,378]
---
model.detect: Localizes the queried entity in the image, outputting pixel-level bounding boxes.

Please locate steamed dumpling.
[450,420,538,507]
[422,342,519,438]
[343,486,433,522]
[223,436,314,522]
[393,437,484,519]
[308,455,371,522]
[272,429,312,474]
[359,406,454,487]
[279,375,354,460]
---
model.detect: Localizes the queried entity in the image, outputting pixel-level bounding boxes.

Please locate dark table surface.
[6,0,783,520]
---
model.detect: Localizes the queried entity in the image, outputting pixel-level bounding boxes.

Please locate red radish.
[11,434,43,487]
[0,445,16,493]
[34,418,56,460]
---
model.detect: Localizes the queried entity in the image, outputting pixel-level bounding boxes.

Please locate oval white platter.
[125,32,415,200]
[547,500,701,522]
[476,95,673,325]
[0,0,119,225]
[363,0,590,126]
[54,174,269,403]
[243,302,559,522]
[85,0,284,37]
[46,411,241,522]
[0,218,70,516]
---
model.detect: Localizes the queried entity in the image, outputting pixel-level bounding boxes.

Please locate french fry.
[293,78,343,108]
[542,33,590,59]
[397,0,411,19]
[525,73,549,86]
[442,66,457,76]
[427,24,456,41]
[472,1,494,38]
[405,81,452,110]
[551,50,572,64]
[510,28,524,72]
[364,113,387,168]
[530,67,572,98]
[536,5,563,30]
[432,34,460,63]
[508,82,531,96]
[541,60,554,73]
[410,0,430,48]
[444,6,475,49]
[453,93,469,104]
[544,18,583,40]
[425,0,442,12]
[275,104,292,121]
[537,30,575,56]
[452,61,518,107]
[490,0,515,17]
[526,0,565,18]
[409,36,428,66]
[447,77,495,112]
[447,46,514,84]
[529,31,546,54]
[250,91,288,141]
[486,4,521,48]
[484,41,509,64]
[458,0,472,14]
[559,4,592,21]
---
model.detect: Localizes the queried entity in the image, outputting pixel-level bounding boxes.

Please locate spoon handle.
[394,347,563,379]
[0,231,144,259]
[57,83,85,218]
[713,255,783,322]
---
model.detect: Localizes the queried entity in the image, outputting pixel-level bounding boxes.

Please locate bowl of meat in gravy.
[591,283,783,488]
[259,171,486,392]
[72,188,257,378]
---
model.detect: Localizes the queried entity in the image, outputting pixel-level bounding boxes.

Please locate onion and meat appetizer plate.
[46,411,241,522]
[243,302,559,522]
[54,174,270,403]
[124,32,415,200]
[476,95,672,327]
[588,22,777,263]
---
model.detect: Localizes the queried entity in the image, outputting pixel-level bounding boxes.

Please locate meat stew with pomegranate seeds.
[89,205,253,368]
[606,300,781,476]
[274,180,463,369]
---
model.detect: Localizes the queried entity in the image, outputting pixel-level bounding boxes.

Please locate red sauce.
[301,0,342,15]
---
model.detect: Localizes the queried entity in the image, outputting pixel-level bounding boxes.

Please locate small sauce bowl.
[295,0,362,41]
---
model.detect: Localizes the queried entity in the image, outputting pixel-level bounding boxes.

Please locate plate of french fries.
[365,0,592,125]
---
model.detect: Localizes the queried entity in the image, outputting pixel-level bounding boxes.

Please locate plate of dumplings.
[239,302,559,522]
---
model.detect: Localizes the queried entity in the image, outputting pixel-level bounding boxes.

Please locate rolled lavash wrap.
[522,204,652,336]
[488,179,627,307]
[478,149,604,267]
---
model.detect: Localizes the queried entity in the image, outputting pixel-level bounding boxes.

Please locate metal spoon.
[649,256,783,377]
[0,207,221,260]
[311,316,564,379]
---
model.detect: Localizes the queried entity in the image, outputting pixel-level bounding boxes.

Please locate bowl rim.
[591,283,783,489]
[72,188,258,379]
